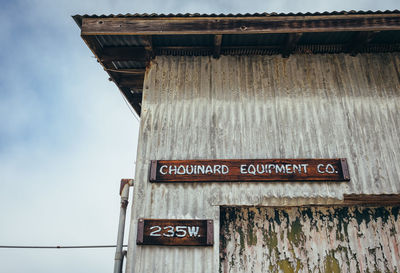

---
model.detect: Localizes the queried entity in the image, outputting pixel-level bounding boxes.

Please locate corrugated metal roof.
[222,33,286,46]
[73,10,400,27]
[113,60,145,69]
[152,35,214,47]
[97,35,146,47]
[299,32,355,45]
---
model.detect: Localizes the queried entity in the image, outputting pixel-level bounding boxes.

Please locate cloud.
[1,0,399,272]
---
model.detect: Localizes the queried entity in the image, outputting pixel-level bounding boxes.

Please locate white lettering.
[317,164,324,173]
[149,226,162,237]
[187,226,200,237]
[268,164,275,173]
[186,165,194,175]
[198,165,205,174]
[160,165,167,175]
[326,164,335,174]
[248,164,256,175]
[293,164,300,173]
[169,165,177,175]
[302,164,309,173]
[275,165,286,173]
[256,164,265,174]
[286,164,293,174]
[205,165,213,174]
[214,165,221,174]
[222,165,229,174]
[177,165,186,175]
[163,226,174,237]
[175,226,187,237]
[240,165,247,174]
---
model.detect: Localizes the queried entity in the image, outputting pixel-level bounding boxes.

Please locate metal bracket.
[340,158,350,181]
[149,160,157,182]
[136,219,144,244]
[207,220,214,246]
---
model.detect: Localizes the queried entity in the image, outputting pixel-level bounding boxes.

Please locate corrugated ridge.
[72,10,400,27]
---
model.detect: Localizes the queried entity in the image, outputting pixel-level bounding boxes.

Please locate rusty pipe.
[113,179,133,273]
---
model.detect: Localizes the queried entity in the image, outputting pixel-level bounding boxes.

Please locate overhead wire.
[118,89,140,123]
[0,245,127,249]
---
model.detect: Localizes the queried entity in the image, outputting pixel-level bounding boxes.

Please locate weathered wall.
[221,206,400,273]
[126,53,400,273]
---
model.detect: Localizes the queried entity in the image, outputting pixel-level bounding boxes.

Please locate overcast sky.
[0,0,399,272]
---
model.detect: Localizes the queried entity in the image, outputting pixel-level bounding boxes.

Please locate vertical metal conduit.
[114,179,133,273]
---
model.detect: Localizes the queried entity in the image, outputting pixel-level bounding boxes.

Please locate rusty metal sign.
[149,158,350,183]
[136,219,213,246]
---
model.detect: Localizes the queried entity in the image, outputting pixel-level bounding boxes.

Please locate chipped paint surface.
[220,206,400,273]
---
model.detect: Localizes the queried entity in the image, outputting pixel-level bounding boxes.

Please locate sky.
[0,0,398,272]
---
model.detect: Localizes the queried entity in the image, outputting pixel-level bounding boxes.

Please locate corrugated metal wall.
[221,206,400,273]
[126,53,400,273]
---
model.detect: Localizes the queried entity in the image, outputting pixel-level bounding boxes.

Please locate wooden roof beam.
[213,34,222,58]
[120,89,142,116]
[117,75,145,88]
[101,47,147,62]
[105,68,145,75]
[81,14,400,35]
[281,33,303,58]
[81,35,144,116]
[347,31,380,56]
[82,35,114,68]
[140,35,155,61]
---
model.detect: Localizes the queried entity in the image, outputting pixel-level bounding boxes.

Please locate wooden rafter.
[281,33,303,58]
[117,75,145,88]
[81,35,145,116]
[101,47,147,62]
[106,68,145,75]
[81,14,400,35]
[213,34,222,58]
[347,31,380,56]
[121,89,142,115]
[140,35,154,60]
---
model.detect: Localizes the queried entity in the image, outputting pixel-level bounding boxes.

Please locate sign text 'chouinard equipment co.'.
[149,159,350,182]
[136,219,213,246]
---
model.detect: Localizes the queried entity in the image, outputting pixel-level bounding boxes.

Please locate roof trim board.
[80,14,400,36]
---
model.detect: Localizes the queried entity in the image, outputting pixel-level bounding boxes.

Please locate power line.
[0,245,127,249]
[118,89,140,123]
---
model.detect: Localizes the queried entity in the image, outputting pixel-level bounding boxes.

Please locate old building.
[74,11,400,273]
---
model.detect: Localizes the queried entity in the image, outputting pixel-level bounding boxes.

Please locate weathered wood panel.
[150,159,350,182]
[136,219,213,246]
[220,206,400,273]
[81,14,400,35]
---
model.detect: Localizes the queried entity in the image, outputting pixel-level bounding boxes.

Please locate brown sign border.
[136,219,214,246]
[149,158,350,183]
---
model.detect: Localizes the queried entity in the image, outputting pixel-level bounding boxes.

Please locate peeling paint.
[287,217,305,247]
[324,254,340,273]
[220,206,400,273]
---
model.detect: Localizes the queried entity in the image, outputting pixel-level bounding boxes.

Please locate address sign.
[149,158,350,182]
[136,219,213,246]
